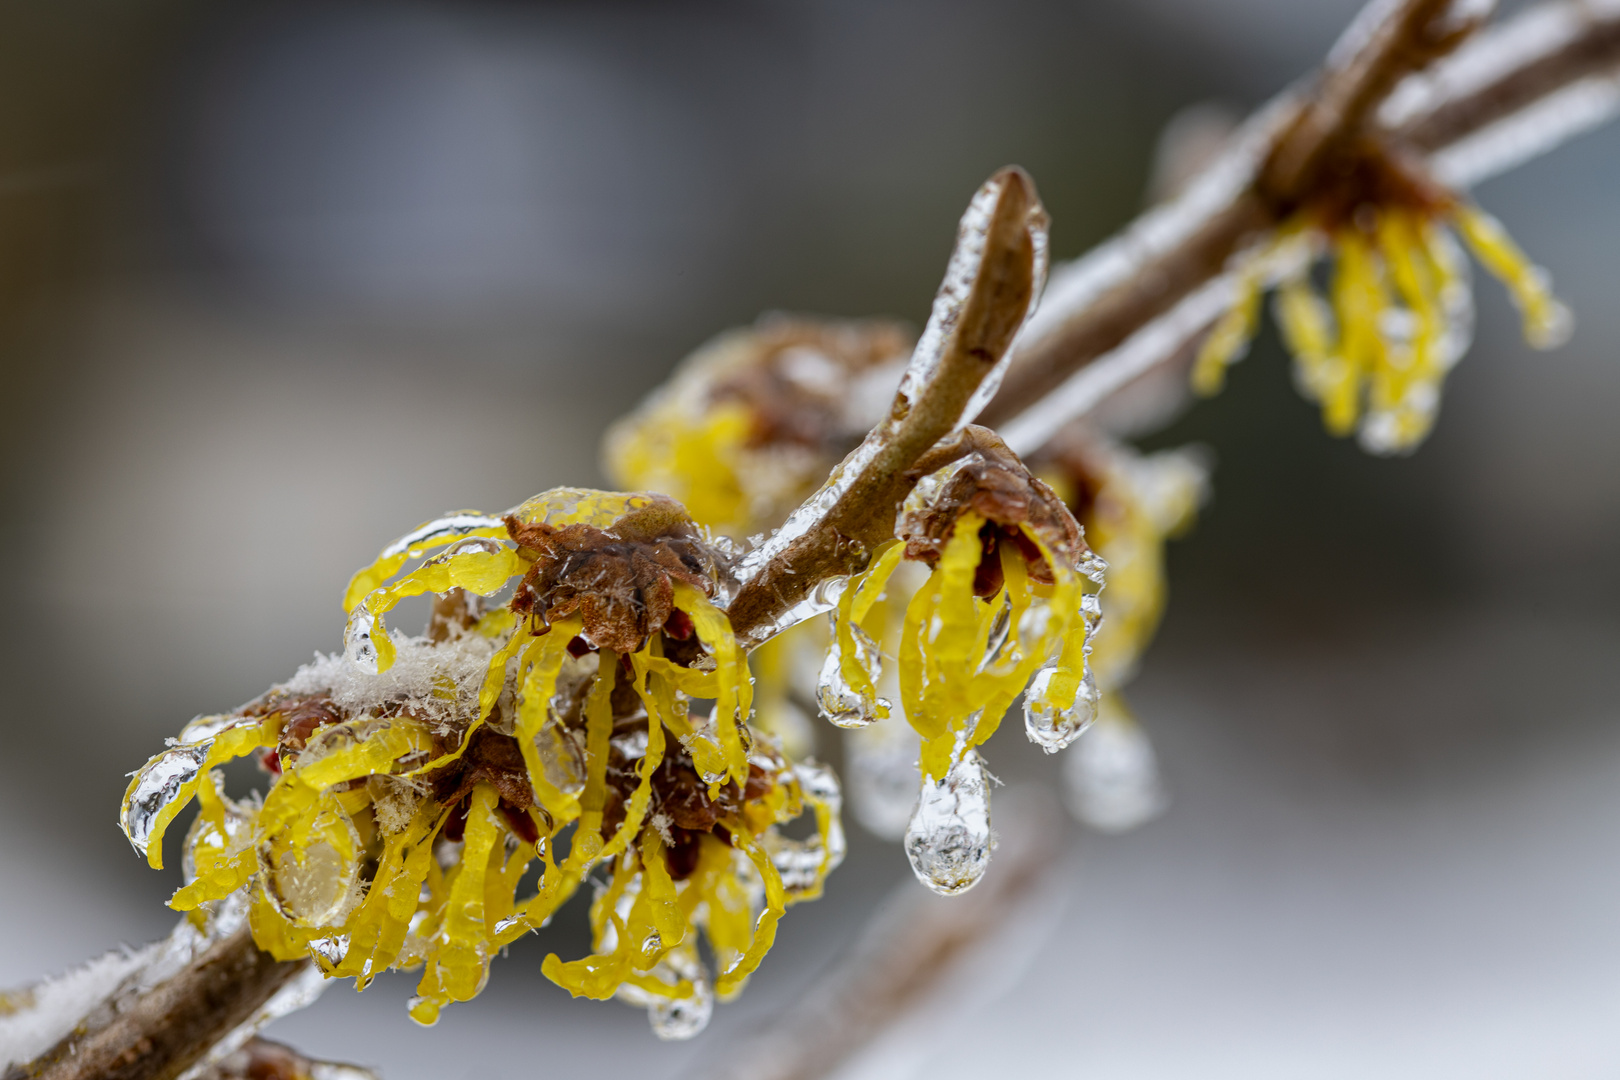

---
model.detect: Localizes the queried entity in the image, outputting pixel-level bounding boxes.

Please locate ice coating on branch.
[1388,1,1620,188]
[905,747,993,896]
[189,1037,380,1080]
[1063,698,1168,832]
[1382,0,1590,132]
[895,172,1051,430]
[180,965,331,1080]
[737,170,1049,588]
[1007,285,1212,454]
[1009,94,1292,404]
[1433,75,1620,189]
[0,947,159,1069]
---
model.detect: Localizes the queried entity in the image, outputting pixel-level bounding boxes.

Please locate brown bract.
[195,1037,375,1080]
[504,496,724,654]
[426,725,538,819]
[898,427,1086,598]
[1302,135,1453,230]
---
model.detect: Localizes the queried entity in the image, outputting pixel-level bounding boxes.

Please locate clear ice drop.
[1023,664,1099,753]
[904,749,993,896]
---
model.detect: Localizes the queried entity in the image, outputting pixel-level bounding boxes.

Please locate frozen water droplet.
[181,786,256,887]
[381,513,506,561]
[258,813,363,927]
[344,606,381,675]
[616,944,713,1040]
[1063,704,1167,833]
[308,934,350,970]
[904,749,993,895]
[816,623,888,729]
[1081,590,1103,633]
[177,713,242,745]
[1023,665,1099,753]
[649,977,713,1041]
[763,760,847,894]
[121,739,226,859]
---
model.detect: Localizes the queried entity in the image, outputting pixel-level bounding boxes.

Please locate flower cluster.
[121,489,842,1038]
[1194,141,1569,453]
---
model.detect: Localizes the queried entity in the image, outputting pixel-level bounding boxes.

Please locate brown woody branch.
[1400,2,1620,152]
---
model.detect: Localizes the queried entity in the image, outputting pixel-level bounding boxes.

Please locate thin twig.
[728,167,1048,647]
[27,3,1620,1076]
[10,930,307,1080]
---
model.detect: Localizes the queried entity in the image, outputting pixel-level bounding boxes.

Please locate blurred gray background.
[4,0,1620,1076]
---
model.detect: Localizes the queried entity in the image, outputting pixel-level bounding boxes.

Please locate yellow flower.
[120,489,842,1037]
[1193,147,1569,453]
[604,315,913,539]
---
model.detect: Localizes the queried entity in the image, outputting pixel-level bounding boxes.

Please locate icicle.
[645,945,713,1041]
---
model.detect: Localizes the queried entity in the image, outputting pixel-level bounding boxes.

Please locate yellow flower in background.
[1039,434,1207,695]
[1193,147,1570,454]
[121,489,843,1038]
[604,314,914,539]
[1036,431,1207,834]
